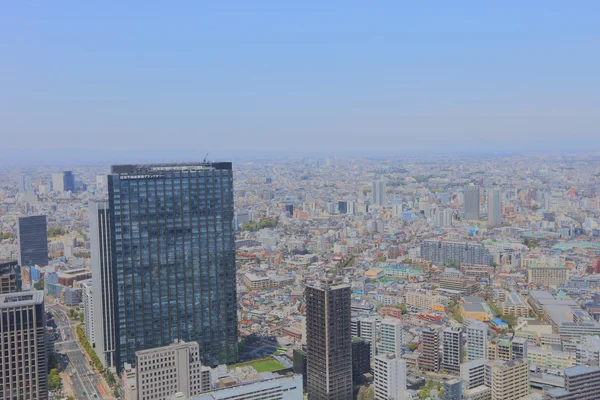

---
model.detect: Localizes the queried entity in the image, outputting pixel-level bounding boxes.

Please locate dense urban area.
[2,154,600,400]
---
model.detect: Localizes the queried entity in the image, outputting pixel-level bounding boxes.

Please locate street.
[48,303,102,399]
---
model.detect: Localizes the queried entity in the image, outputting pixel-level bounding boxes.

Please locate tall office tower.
[442,327,463,374]
[135,340,212,400]
[420,327,440,372]
[544,191,551,210]
[80,280,95,347]
[347,201,355,215]
[305,275,352,399]
[465,319,488,361]
[51,173,65,192]
[19,175,32,194]
[17,215,49,268]
[63,170,75,192]
[107,163,237,369]
[285,203,294,217]
[372,180,386,207]
[443,379,463,400]
[463,185,480,220]
[0,291,47,400]
[485,359,529,400]
[379,318,403,357]
[544,366,600,399]
[487,188,502,227]
[0,260,21,294]
[89,200,116,368]
[338,201,348,214]
[358,317,378,361]
[374,354,407,400]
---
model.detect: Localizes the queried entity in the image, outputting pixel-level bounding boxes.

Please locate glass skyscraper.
[107,162,237,369]
[17,215,49,268]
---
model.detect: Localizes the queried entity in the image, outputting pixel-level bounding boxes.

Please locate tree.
[34,280,44,291]
[409,343,418,351]
[48,368,62,391]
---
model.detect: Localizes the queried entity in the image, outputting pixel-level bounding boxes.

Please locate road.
[48,303,102,399]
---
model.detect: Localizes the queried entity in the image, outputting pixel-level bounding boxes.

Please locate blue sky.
[1,1,599,162]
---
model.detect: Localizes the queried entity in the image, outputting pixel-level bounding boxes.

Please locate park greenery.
[241,218,278,232]
[47,227,67,237]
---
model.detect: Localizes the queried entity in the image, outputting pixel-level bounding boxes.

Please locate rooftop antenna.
[203,153,209,163]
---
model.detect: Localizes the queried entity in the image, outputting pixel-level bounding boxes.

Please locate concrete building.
[352,338,371,377]
[487,188,502,227]
[420,327,440,372]
[443,379,463,400]
[359,317,379,361]
[305,276,353,399]
[464,185,480,220]
[134,340,211,400]
[442,327,463,374]
[0,291,47,400]
[485,359,529,400]
[461,359,487,389]
[372,180,387,207]
[501,290,529,318]
[0,259,20,294]
[242,273,275,290]
[544,365,600,399]
[374,354,407,400]
[420,240,493,266]
[379,318,403,358]
[17,215,49,268]
[79,279,95,347]
[89,199,116,368]
[173,375,303,400]
[528,266,569,286]
[465,319,488,361]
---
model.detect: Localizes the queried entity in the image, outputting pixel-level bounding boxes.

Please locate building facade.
[17,215,49,268]
[135,340,211,400]
[379,318,403,357]
[0,291,47,400]
[420,327,440,372]
[464,186,480,220]
[487,188,502,227]
[305,276,352,399]
[108,163,238,369]
[442,327,463,374]
[465,319,488,361]
[420,240,493,266]
[0,259,20,294]
[89,199,116,368]
[374,354,407,400]
[485,359,529,400]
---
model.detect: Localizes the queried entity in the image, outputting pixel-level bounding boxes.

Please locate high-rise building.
[442,327,463,374]
[544,365,600,399]
[485,359,529,400]
[443,379,463,400]
[465,319,488,361]
[374,353,407,400]
[79,279,95,347]
[379,318,403,357]
[420,327,440,372]
[464,185,480,220]
[358,317,378,361]
[487,188,502,227]
[352,338,371,377]
[89,199,116,368]
[338,201,348,214]
[52,171,76,193]
[0,259,21,294]
[306,276,352,399]
[107,163,238,369]
[17,215,49,268]
[135,340,212,400]
[372,180,387,207]
[0,291,47,400]
[18,175,32,194]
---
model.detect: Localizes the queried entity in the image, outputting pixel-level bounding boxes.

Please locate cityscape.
[2,155,600,400]
[2,2,600,400]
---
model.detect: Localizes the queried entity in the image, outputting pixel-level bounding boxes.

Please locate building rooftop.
[0,290,44,308]
[111,162,232,175]
[564,365,600,377]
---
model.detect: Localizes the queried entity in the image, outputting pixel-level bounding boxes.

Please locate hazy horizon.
[1,2,599,162]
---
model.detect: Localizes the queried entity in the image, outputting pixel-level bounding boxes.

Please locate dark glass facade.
[108,163,237,369]
[17,215,49,268]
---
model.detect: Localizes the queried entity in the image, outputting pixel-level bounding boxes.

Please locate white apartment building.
[79,279,95,347]
[134,340,211,400]
[465,319,488,361]
[379,318,403,357]
[485,359,529,400]
[359,317,379,361]
[374,354,407,400]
